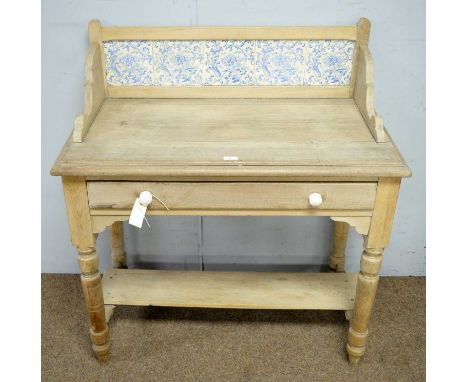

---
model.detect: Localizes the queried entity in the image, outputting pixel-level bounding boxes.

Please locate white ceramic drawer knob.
[138,191,153,207]
[308,193,323,207]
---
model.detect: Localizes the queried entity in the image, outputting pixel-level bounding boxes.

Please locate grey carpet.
[42,274,425,381]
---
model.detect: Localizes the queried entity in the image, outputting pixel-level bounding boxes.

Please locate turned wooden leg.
[346,177,401,365]
[110,221,127,268]
[347,247,382,365]
[329,221,349,272]
[62,176,110,362]
[77,247,110,362]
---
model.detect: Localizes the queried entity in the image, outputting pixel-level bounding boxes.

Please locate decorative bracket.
[331,216,371,236]
[92,215,129,234]
[73,43,105,142]
[93,215,372,236]
[353,44,389,143]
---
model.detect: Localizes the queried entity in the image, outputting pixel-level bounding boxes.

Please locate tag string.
[151,193,170,211]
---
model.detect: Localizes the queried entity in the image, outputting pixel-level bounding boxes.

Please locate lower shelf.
[102,269,357,310]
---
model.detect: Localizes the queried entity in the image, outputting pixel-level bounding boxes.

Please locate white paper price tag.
[129,198,148,228]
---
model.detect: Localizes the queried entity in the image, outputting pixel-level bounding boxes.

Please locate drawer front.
[87,182,376,211]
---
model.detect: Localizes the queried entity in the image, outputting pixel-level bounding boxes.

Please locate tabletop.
[51,98,411,180]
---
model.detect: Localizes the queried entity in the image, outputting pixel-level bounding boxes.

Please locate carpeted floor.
[42,274,425,381]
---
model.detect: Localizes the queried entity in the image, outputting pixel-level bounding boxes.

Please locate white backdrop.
[42,0,425,275]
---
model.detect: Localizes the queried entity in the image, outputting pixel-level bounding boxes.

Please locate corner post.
[62,176,110,362]
[110,221,127,268]
[357,17,371,46]
[88,19,108,97]
[329,221,349,272]
[350,18,370,94]
[347,177,401,365]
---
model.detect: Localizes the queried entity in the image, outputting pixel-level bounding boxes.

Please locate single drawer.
[87,182,376,211]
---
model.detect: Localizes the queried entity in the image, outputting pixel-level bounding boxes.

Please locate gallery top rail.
[99,25,359,41]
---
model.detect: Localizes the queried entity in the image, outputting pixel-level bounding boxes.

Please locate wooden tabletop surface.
[51,98,410,179]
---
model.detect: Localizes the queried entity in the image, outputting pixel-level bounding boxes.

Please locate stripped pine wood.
[61,177,109,362]
[52,18,410,365]
[52,98,411,178]
[102,269,358,310]
[104,305,115,324]
[347,177,401,365]
[330,216,371,236]
[365,177,401,248]
[87,182,377,211]
[356,17,371,46]
[107,85,352,99]
[353,45,388,143]
[86,98,376,143]
[61,177,95,248]
[110,221,127,268]
[90,209,373,217]
[91,210,373,234]
[73,44,105,143]
[58,140,403,167]
[53,162,410,179]
[101,26,358,41]
[85,175,379,182]
[329,221,350,272]
[88,20,108,97]
[350,18,371,95]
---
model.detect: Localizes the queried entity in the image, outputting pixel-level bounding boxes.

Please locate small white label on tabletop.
[223,156,239,161]
[129,198,147,228]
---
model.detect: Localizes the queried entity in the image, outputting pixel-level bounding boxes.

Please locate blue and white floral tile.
[103,41,154,86]
[205,40,255,85]
[153,41,204,86]
[255,40,306,85]
[305,40,355,85]
[103,39,356,87]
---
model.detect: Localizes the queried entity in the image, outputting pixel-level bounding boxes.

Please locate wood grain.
[87,182,377,211]
[73,44,105,142]
[101,26,357,41]
[347,177,401,365]
[51,98,411,178]
[102,269,358,310]
[61,177,95,248]
[88,20,108,97]
[110,221,127,268]
[62,177,109,362]
[52,19,411,366]
[350,18,371,95]
[83,98,375,143]
[356,17,371,46]
[329,221,350,272]
[330,216,371,236]
[365,177,401,248]
[107,85,352,99]
[91,211,373,234]
[353,45,388,143]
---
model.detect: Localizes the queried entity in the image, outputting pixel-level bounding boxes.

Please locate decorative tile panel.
[153,41,204,86]
[205,40,255,85]
[103,40,355,86]
[255,41,306,85]
[103,41,153,86]
[305,40,355,85]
